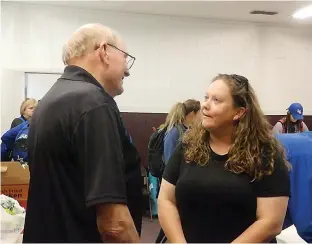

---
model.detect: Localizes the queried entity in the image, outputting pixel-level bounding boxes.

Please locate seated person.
[10,98,37,129]
[1,121,29,162]
[273,103,309,134]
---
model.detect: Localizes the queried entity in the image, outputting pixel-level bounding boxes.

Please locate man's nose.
[124,69,130,77]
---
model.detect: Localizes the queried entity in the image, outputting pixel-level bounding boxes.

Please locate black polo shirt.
[23,65,142,243]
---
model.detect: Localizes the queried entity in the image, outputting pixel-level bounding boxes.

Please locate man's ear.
[99,42,109,64]
[233,107,247,121]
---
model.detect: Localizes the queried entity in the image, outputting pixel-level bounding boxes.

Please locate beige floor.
[15,222,305,243]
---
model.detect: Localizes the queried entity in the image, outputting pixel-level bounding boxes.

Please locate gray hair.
[62,23,119,65]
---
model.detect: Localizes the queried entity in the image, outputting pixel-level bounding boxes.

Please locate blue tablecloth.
[276,132,312,243]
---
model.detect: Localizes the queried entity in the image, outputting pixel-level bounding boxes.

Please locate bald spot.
[62,23,120,65]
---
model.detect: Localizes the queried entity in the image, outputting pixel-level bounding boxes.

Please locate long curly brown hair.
[183,74,290,180]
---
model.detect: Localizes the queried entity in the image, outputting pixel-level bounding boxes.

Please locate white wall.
[0,69,25,133]
[1,2,312,120]
[25,73,62,101]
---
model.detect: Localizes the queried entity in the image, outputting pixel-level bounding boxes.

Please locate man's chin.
[115,86,124,96]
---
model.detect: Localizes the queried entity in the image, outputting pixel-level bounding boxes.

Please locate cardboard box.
[1,162,30,209]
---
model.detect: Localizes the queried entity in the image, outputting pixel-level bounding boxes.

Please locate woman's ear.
[233,107,247,121]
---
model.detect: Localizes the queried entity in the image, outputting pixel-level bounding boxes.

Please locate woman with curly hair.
[158,74,290,243]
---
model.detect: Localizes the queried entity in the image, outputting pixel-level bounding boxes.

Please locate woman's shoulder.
[168,141,185,155]
[12,117,23,123]
[165,126,180,138]
[11,117,25,128]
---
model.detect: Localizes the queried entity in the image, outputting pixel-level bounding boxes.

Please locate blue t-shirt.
[164,125,186,164]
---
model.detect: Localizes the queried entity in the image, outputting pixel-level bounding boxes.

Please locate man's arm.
[96,204,139,243]
[72,104,139,242]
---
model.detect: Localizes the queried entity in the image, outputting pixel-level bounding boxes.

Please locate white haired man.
[23,24,141,243]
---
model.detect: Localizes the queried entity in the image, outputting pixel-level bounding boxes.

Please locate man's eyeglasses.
[231,74,249,92]
[107,44,136,70]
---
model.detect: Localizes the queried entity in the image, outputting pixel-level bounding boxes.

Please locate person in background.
[10,98,37,128]
[1,120,29,163]
[155,99,200,243]
[158,74,290,243]
[162,99,201,165]
[1,99,37,162]
[23,23,140,243]
[273,102,309,134]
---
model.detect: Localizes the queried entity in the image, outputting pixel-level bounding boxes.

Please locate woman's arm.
[11,118,24,129]
[1,122,27,149]
[158,179,186,243]
[232,196,289,243]
[302,121,309,132]
[272,122,283,134]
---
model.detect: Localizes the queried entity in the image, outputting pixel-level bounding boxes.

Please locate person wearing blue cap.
[273,102,309,134]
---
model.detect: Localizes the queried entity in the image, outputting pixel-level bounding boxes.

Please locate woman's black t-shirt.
[162,143,290,243]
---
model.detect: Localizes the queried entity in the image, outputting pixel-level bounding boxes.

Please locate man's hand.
[96,203,139,243]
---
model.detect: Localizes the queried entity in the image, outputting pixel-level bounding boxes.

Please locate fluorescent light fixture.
[293,5,312,19]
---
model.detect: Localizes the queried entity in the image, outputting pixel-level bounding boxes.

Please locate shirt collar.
[60,65,117,108]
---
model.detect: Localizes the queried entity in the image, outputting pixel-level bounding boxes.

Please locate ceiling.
[8,1,312,26]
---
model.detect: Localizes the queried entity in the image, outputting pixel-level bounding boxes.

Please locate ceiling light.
[293,5,312,19]
[250,10,278,16]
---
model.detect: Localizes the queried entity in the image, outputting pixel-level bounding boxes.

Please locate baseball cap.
[287,103,304,120]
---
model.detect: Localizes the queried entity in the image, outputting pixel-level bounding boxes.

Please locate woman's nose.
[202,100,209,110]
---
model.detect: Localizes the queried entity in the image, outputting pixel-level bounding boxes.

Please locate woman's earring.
[233,117,239,125]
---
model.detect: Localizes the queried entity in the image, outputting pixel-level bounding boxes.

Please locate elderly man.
[23,24,142,243]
